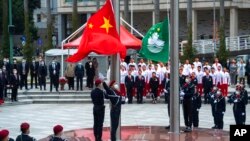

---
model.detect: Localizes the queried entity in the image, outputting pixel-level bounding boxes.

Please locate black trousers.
[183,99,193,127]
[203,89,210,103]
[30,74,38,88]
[87,76,94,88]
[136,88,143,103]
[20,74,28,89]
[0,87,3,100]
[39,76,46,90]
[214,112,224,129]
[93,105,105,141]
[76,77,83,90]
[50,75,59,91]
[211,104,216,125]
[126,87,133,103]
[192,108,199,127]
[11,88,18,101]
[111,104,121,141]
[67,77,74,90]
[234,110,245,125]
[164,92,169,104]
[151,89,158,100]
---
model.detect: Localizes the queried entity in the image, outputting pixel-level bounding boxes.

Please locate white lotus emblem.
[147,32,164,53]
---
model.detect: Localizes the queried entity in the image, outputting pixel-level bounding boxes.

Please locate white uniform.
[193,61,202,69]
[128,62,138,70]
[146,69,153,83]
[222,72,230,85]
[142,70,148,82]
[189,68,197,76]
[138,62,146,67]
[121,62,128,70]
[203,65,211,71]
[215,70,223,85]
[183,64,191,76]
[209,72,217,85]
[196,70,204,84]
[120,70,127,84]
[212,63,222,72]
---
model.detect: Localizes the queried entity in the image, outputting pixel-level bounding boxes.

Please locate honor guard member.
[91,79,108,141]
[202,70,213,104]
[208,86,218,129]
[162,73,170,104]
[179,68,186,88]
[49,58,60,92]
[49,125,67,141]
[18,58,29,90]
[125,70,134,104]
[149,72,159,104]
[30,58,39,89]
[75,62,84,91]
[10,69,19,102]
[241,84,248,123]
[135,70,145,103]
[0,69,6,104]
[103,81,125,141]
[182,76,195,132]
[213,90,226,129]
[85,57,95,89]
[228,84,248,125]
[38,61,47,90]
[192,88,202,128]
[0,129,14,141]
[16,122,36,141]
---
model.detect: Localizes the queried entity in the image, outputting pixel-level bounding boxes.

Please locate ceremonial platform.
[39,126,229,141]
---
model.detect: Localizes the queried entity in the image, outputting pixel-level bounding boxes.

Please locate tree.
[216,0,228,66]
[154,0,160,23]
[45,0,53,51]
[1,0,9,58]
[23,0,33,62]
[182,0,196,62]
[72,0,80,32]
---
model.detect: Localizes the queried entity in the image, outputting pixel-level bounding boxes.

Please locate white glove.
[197,109,199,112]
[242,113,245,116]
[222,112,225,115]
[214,100,217,103]
[234,99,238,103]
[180,91,185,96]
[125,98,128,103]
[211,95,214,98]
[164,89,167,93]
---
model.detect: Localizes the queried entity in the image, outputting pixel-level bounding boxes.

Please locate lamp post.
[8,0,14,63]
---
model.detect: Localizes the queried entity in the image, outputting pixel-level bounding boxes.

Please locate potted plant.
[59,77,67,90]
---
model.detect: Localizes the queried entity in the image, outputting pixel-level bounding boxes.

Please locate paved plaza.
[0,103,249,140]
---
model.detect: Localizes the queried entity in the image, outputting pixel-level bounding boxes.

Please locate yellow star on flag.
[100,17,113,33]
[88,23,94,29]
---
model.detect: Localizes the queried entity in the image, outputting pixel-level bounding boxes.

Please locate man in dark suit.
[125,70,135,104]
[75,62,84,91]
[85,58,95,89]
[0,69,6,104]
[49,58,60,92]
[150,72,159,104]
[30,58,39,89]
[202,70,213,104]
[135,70,145,103]
[38,60,47,90]
[18,58,29,90]
[10,69,19,102]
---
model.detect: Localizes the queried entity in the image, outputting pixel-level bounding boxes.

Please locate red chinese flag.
[66,0,126,62]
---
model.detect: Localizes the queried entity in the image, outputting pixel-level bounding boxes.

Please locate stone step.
[18,95,91,100]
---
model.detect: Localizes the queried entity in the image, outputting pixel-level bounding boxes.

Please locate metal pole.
[213,0,216,57]
[111,0,121,140]
[130,0,133,34]
[9,0,13,63]
[170,0,180,134]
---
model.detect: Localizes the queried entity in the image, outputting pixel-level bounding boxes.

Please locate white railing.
[192,35,250,54]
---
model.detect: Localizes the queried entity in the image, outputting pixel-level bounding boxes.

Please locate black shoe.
[183,127,192,132]
[211,126,217,129]
[165,126,170,129]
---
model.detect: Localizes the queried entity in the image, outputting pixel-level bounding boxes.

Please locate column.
[230,8,238,37]
[192,9,198,40]
[57,14,66,44]
[152,11,155,25]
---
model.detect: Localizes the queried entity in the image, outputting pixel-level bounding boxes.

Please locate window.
[37,14,41,22]
[65,0,84,2]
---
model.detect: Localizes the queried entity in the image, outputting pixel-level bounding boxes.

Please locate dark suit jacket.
[38,65,47,77]
[202,75,213,91]
[30,62,39,76]
[49,62,60,76]
[18,62,29,75]
[135,75,145,89]
[75,64,85,78]
[125,75,134,89]
[10,74,19,89]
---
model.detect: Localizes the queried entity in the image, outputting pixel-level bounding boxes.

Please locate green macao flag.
[139,18,169,63]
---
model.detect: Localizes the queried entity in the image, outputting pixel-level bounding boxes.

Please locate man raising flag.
[66,0,126,62]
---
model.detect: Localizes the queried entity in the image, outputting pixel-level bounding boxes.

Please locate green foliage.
[216,16,228,66]
[72,0,80,32]
[181,23,196,63]
[1,0,10,58]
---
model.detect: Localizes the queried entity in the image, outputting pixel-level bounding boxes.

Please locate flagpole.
[111,0,121,140]
[170,0,180,134]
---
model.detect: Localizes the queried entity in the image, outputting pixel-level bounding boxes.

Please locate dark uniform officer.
[91,79,108,141]
[49,59,60,92]
[241,85,248,123]
[202,70,213,104]
[38,61,47,90]
[125,70,134,104]
[16,123,36,141]
[49,125,67,141]
[18,59,29,90]
[179,69,186,88]
[135,70,145,104]
[0,129,14,141]
[162,73,170,104]
[149,72,159,104]
[208,87,217,129]
[182,77,195,132]
[192,90,202,128]
[85,57,95,88]
[30,59,39,89]
[75,62,84,91]
[10,69,19,102]
[213,90,226,129]
[0,69,6,104]
[228,84,248,125]
[103,81,125,141]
